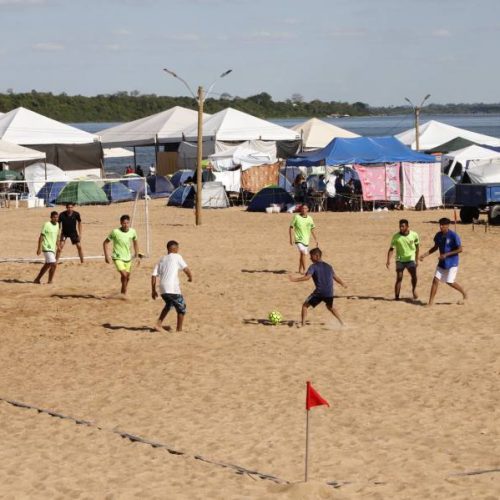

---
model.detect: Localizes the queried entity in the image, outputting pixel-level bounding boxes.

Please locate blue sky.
[0,0,499,105]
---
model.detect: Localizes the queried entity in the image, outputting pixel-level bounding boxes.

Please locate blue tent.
[103,182,135,203]
[287,136,435,167]
[120,177,151,197]
[171,169,195,188]
[167,185,195,208]
[247,186,294,212]
[441,174,456,206]
[147,175,175,198]
[37,181,67,204]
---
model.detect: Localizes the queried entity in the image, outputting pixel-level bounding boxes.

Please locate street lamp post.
[404,94,431,151]
[163,68,232,225]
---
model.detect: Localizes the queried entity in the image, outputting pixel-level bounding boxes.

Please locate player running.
[56,203,84,263]
[289,203,318,273]
[34,211,60,284]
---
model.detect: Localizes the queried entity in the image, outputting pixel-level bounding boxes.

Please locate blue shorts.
[161,293,186,315]
[305,294,333,308]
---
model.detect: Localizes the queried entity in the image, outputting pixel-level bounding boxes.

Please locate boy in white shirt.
[151,240,192,332]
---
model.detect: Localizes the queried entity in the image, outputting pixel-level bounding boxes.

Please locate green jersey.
[41,221,59,253]
[290,214,315,246]
[107,228,137,261]
[390,230,420,262]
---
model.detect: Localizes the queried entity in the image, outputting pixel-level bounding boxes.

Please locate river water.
[73,114,500,174]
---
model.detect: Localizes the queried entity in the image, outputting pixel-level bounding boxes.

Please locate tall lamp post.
[163,68,232,225]
[404,94,431,151]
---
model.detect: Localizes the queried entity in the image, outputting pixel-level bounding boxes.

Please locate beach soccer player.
[289,203,318,273]
[289,247,347,326]
[386,219,420,300]
[34,211,60,284]
[56,203,84,263]
[151,240,192,332]
[103,214,139,296]
[419,217,467,306]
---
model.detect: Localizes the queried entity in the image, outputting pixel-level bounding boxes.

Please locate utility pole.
[405,94,431,151]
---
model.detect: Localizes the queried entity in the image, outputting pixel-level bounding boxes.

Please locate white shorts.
[296,243,309,255]
[434,266,458,284]
[43,251,56,264]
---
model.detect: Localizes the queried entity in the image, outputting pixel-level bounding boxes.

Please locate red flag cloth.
[306,381,330,411]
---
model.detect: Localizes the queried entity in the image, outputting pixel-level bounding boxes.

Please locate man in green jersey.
[386,219,420,300]
[103,214,140,296]
[34,211,60,284]
[289,203,318,273]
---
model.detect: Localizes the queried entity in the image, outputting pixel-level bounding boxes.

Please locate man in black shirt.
[56,203,84,263]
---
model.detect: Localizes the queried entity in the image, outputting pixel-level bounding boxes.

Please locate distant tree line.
[0,89,499,122]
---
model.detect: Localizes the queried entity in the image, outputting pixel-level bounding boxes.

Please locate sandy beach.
[0,201,499,499]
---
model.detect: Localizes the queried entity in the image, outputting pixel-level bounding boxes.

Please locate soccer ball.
[268,311,282,325]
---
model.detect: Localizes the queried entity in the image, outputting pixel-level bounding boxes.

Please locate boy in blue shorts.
[289,247,347,326]
[151,240,192,332]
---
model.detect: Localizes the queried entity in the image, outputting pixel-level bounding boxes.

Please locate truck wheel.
[460,206,479,224]
[488,205,500,225]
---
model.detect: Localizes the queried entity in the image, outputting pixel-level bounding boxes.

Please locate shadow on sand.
[243,318,297,327]
[241,269,288,275]
[52,293,102,300]
[344,295,425,305]
[0,278,34,284]
[102,322,157,333]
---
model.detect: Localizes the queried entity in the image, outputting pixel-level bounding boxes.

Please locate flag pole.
[305,406,310,482]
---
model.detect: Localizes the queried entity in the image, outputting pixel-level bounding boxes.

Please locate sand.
[0,201,499,499]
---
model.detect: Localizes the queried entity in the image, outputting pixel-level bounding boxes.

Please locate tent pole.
[155,135,159,173]
[133,147,137,170]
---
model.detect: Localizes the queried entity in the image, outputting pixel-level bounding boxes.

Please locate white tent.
[443,145,500,178]
[0,138,45,163]
[198,181,229,208]
[0,107,97,144]
[292,118,359,150]
[180,107,300,142]
[103,147,134,158]
[98,106,208,147]
[396,120,500,150]
[24,162,70,196]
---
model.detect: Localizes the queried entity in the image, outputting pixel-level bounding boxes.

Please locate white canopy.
[444,145,500,178]
[0,138,46,162]
[396,120,500,150]
[24,162,70,195]
[103,147,134,158]
[98,106,207,147]
[180,107,300,142]
[292,118,359,150]
[0,107,97,145]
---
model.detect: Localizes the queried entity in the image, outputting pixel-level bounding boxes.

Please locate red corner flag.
[306,381,330,411]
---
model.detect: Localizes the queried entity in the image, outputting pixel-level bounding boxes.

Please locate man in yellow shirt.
[289,204,318,273]
[34,211,60,284]
[103,214,139,296]
[386,219,419,300]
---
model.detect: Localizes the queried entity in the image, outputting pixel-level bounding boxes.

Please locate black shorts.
[396,260,416,272]
[61,233,80,245]
[305,294,334,308]
[161,293,186,314]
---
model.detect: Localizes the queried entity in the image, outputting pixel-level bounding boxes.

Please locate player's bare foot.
[33,279,41,284]
[413,291,419,299]
[154,321,163,332]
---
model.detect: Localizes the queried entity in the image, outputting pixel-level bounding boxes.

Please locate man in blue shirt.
[289,247,347,326]
[419,217,467,306]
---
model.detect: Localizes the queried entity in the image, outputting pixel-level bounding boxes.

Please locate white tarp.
[213,170,241,192]
[210,140,277,170]
[401,162,442,208]
[177,141,216,170]
[396,120,500,150]
[0,138,45,162]
[466,159,500,183]
[179,107,300,142]
[443,145,500,178]
[0,107,97,144]
[98,106,208,147]
[292,118,359,150]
